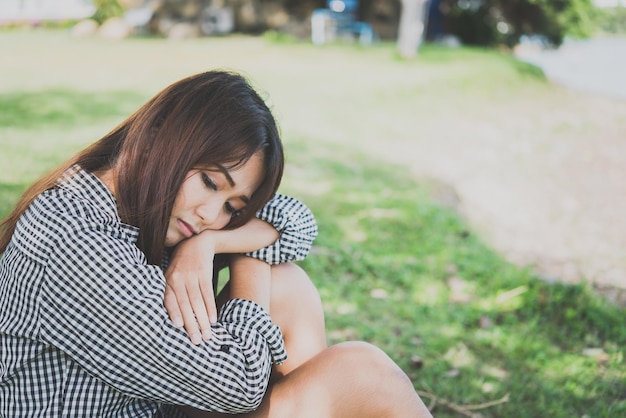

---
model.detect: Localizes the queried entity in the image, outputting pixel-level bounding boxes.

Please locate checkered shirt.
[0,166,317,416]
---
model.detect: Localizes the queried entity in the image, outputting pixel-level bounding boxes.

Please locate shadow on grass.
[0,89,146,129]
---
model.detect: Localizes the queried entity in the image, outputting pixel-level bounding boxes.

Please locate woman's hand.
[164,232,218,345]
[164,219,278,344]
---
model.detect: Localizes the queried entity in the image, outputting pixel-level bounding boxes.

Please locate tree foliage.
[441,0,596,47]
[92,0,124,24]
[88,0,600,47]
[590,6,626,34]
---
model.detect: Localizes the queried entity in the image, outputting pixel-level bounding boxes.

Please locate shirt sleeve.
[40,223,286,413]
[245,194,318,265]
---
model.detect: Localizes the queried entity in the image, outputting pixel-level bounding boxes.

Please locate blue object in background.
[312,0,374,46]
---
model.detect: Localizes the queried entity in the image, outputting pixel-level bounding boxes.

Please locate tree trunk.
[396,0,427,59]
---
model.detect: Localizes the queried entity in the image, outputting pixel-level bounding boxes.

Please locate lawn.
[0,29,624,417]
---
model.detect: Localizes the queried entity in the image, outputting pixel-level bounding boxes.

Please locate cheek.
[173,176,200,214]
[168,200,185,226]
[215,216,232,230]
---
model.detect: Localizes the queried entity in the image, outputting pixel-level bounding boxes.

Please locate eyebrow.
[214,165,251,204]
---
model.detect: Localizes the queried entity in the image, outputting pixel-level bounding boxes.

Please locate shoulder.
[11,169,138,264]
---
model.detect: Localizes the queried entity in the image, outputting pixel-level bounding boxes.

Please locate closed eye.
[225,202,241,217]
[201,172,218,191]
[198,170,245,218]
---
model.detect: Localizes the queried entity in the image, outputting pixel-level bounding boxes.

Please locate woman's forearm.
[209,218,279,255]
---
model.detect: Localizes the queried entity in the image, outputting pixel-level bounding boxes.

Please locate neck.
[95,168,117,198]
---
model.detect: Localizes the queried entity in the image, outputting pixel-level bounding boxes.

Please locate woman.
[0,70,432,417]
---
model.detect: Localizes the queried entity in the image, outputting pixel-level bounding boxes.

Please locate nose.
[196,200,230,230]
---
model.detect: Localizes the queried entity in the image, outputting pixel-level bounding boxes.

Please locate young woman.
[0,70,432,417]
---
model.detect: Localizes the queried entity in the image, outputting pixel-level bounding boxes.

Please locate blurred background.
[1,1,625,416]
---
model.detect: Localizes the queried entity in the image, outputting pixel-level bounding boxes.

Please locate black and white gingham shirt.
[0,166,317,417]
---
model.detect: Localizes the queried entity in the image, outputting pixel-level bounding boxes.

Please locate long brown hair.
[0,70,284,264]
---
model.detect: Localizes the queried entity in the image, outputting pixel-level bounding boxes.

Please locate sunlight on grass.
[291,143,625,417]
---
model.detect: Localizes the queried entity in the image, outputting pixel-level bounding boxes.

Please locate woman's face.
[165,152,265,247]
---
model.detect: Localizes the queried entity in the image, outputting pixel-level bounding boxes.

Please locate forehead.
[212,154,265,190]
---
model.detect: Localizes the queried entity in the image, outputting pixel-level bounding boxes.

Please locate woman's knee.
[327,341,404,376]
[324,342,415,398]
[327,342,432,417]
[270,263,323,318]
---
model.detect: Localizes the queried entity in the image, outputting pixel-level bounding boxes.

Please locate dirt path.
[351,85,626,307]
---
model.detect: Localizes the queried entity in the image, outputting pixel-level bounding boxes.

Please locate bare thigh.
[230,342,433,418]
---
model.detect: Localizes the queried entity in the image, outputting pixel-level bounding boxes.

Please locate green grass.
[0,88,143,129]
[290,145,626,417]
[0,30,624,417]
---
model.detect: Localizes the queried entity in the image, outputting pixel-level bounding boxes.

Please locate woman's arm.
[164,194,318,342]
[245,194,318,264]
[164,219,278,344]
[42,225,285,413]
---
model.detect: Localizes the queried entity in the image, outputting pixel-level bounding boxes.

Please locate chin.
[164,236,178,248]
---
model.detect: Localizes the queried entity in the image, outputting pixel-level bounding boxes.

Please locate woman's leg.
[181,341,433,418]
[213,262,328,376]
[265,262,328,378]
[180,263,433,417]
[179,262,326,418]
[249,341,434,418]
[247,264,433,417]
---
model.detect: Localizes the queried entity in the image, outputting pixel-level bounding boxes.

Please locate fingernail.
[202,330,212,340]
[173,317,184,327]
[191,333,202,345]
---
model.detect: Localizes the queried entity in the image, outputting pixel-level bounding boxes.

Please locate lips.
[177,219,196,238]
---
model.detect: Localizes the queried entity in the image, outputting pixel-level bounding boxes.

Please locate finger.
[164,285,184,328]
[199,279,217,341]
[173,283,202,345]
[199,276,217,323]
[188,282,212,341]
